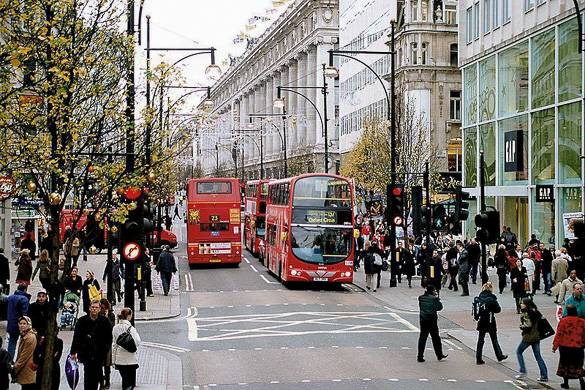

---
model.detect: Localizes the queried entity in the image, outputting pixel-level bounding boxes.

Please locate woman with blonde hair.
[112,308,141,389]
[475,281,507,364]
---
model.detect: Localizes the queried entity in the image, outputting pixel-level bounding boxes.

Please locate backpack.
[373,253,383,267]
[472,296,487,321]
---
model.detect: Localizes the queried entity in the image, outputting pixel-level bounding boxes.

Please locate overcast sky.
[137,0,286,107]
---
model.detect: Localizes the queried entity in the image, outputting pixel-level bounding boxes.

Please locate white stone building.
[197,0,340,179]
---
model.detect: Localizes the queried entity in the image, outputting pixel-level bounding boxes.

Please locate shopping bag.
[65,355,79,390]
[555,304,563,323]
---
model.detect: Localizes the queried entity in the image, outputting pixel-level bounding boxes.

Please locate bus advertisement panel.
[244,180,269,256]
[264,174,355,284]
[186,178,242,266]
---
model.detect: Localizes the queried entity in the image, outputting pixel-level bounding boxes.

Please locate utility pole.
[322,64,329,173]
[424,162,432,278]
[389,20,398,287]
[124,0,136,321]
[260,119,264,179]
[479,150,488,284]
[282,107,288,177]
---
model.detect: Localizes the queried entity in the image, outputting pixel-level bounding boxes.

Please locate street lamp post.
[326,36,397,285]
[249,113,289,177]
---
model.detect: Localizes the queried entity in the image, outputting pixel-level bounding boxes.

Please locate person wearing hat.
[12,316,37,388]
[6,285,30,358]
[28,290,50,338]
[82,271,101,314]
[155,245,177,296]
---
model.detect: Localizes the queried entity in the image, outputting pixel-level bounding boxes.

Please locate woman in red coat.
[552,305,585,389]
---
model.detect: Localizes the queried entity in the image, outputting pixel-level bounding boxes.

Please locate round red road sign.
[0,176,16,201]
[123,242,142,261]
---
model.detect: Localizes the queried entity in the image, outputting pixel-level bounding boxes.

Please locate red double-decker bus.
[243,179,269,256]
[263,173,355,284]
[186,178,242,266]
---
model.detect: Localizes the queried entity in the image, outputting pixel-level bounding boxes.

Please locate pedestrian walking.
[63,267,83,297]
[427,250,443,295]
[20,233,36,262]
[516,299,548,382]
[510,259,528,314]
[363,242,376,291]
[522,253,536,294]
[0,248,9,295]
[494,245,509,294]
[28,289,50,338]
[15,249,32,286]
[417,285,448,362]
[552,305,585,389]
[467,239,481,284]
[474,282,507,364]
[31,249,51,291]
[457,240,470,296]
[552,250,569,303]
[401,243,416,288]
[141,248,154,297]
[112,308,141,390]
[103,251,124,304]
[82,271,101,314]
[12,316,37,389]
[100,298,116,390]
[155,245,177,296]
[0,337,12,390]
[558,270,583,305]
[541,244,553,295]
[70,300,113,390]
[6,284,30,358]
[563,282,585,318]
[446,242,459,291]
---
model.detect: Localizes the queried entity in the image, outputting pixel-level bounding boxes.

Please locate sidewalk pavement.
[3,250,183,389]
[353,266,563,387]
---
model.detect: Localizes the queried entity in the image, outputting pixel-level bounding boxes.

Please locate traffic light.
[386,183,405,227]
[475,210,500,244]
[411,186,423,237]
[454,189,470,223]
[432,204,448,231]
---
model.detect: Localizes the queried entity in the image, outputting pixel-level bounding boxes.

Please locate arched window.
[421,42,429,65]
[410,42,418,65]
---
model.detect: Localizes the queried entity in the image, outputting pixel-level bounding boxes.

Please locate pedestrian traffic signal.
[432,204,448,231]
[475,210,500,244]
[386,183,405,227]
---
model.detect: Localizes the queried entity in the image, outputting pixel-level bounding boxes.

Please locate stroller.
[60,291,80,330]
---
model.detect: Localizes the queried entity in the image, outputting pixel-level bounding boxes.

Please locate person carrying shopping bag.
[112,308,141,390]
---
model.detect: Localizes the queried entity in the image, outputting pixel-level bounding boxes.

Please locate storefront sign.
[563,212,584,240]
[536,185,554,203]
[504,131,524,172]
[0,176,16,201]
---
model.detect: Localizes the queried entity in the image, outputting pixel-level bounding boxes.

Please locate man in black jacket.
[70,300,113,390]
[446,243,459,291]
[417,285,448,362]
[28,290,51,337]
[457,240,470,296]
[155,245,177,296]
[466,239,481,284]
[475,281,507,364]
[540,243,553,295]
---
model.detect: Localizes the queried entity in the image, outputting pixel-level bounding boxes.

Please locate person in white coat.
[522,253,536,293]
[112,308,141,390]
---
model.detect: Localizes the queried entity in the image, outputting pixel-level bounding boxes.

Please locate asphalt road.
[137,240,549,390]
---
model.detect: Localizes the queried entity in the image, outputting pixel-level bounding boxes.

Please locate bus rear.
[244,180,268,256]
[186,178,242,266]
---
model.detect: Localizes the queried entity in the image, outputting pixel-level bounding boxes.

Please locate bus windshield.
[291,226,352,264]
[256,216,266,236]
[293,176,351,207]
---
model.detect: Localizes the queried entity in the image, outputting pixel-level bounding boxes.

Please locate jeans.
[470,262,479,283]
[160,272,172,295]
[418,319,444,359]
[516,340,548,379]
[8,332,19,358]
[542,271,552,293]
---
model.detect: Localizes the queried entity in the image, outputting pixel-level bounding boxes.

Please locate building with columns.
[197,0,340,179]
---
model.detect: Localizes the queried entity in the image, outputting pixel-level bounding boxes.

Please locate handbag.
[116,326,137,353]
[88,284,101,302]
[537,317,555,340]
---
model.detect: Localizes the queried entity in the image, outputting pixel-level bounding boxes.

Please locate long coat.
[112,320,141,366]
[475,290,501,331]
[14,330,37,385]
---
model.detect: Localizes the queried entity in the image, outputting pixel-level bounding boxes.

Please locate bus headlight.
[291,270,298,276]
[344,271,352,277]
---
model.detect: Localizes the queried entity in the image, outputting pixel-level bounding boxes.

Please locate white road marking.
[141,341,191,353]
[419,378,429,382]
[244,258,250,264]
[389,312,419,331]
[447,379,457,382]
[301,380,311,383]
[187,308,199,341]
[475,380,486,383]
[270,381,279,384]
[443,339,463,351]
[250,265,259,273]
[388,378,399,381]
[400,346,411,350]
[362,378,371,381]
[260,274,279,284]
[332,379,342,382]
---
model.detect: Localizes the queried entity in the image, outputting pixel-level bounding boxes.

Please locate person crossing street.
[417,285,448,363]
[474,282,507,364]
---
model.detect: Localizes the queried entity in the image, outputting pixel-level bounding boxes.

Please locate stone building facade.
[197,0,340,179]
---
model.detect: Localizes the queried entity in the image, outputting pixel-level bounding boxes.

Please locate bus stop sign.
[123,242,141,261]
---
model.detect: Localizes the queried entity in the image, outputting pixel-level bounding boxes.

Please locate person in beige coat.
[552,251,569,303]
[112,308,141,390]
[558,270,583,305]
[13,316,37,389]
